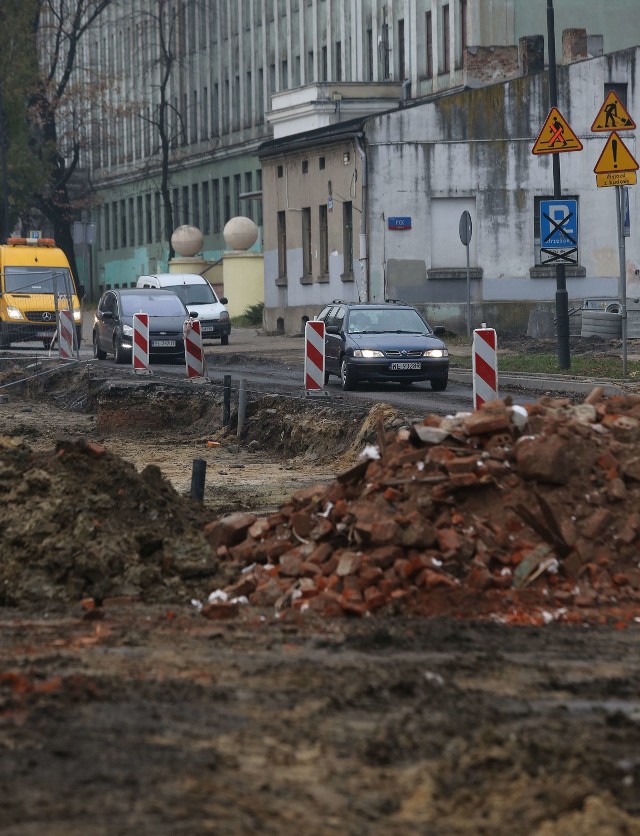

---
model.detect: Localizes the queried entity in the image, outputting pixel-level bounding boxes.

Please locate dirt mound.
[0,437,222,607]
[202,388,640,626]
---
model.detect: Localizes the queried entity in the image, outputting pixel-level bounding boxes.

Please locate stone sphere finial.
[223,216,258,251]
[171,225,204,257]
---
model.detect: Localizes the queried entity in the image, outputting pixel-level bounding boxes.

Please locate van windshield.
[166,283,217,306]
[5,266,75,295]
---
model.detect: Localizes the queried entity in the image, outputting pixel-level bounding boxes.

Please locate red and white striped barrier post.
[184,318,205,379]
[304,320,325,394]
[132,312,151,374]
[472,326,498,409]
[57,309,74,359]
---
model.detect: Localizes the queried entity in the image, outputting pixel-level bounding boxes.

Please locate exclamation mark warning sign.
[594,131,639,175]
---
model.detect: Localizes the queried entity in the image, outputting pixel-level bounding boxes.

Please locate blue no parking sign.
[540,199,578,264]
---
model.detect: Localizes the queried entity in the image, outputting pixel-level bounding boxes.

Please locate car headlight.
[7,306,24,320]
[73,309,82,322]
[353,349,384,358]
[219,311,230,321]
[121,324,134,336]
[423,348,448,358]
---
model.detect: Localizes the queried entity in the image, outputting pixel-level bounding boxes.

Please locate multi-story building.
[66,1,639,305]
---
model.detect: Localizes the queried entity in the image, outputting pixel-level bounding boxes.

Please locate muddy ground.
[2,339,640,834]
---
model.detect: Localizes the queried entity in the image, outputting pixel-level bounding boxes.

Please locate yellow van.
[0,237,83,349]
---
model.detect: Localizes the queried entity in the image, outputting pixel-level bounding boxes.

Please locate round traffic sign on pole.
[459,211,472,245]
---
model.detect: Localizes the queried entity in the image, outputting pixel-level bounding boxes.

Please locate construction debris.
[204,391,640,626]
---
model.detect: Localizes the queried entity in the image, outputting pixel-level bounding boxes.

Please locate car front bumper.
[348,357,449,382]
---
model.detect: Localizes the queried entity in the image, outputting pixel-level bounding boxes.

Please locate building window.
[335,41,341,80]
[104,204,110,250]
[256,170,263,227]
[342,201,353,275]
[244,171,253,220]
[223,177,231,223]
[192,183,200,228]
[302,160,308,174]
[302,208,312,278]
[202,181,210,233]
[319,157,325,170]
[319,203,328,276]
[120,199,127,248]
[112,203,118,249]
[321,46,328,81]
[213,179,221,233]
[128,198,134,248]
[426,12,433,79]
[366,29,373,81]
[146,194,152,243]
[398,19,405,79]
[459,0,468,69]
[234,173,241,216]
[442,5,450,74]
[277,165,284,178]
[137,195,143,245]
[182,185,190,224]
[173,188,180,225]
[154,192,161,241]
[277,210,287,278]
[307,50,314,81]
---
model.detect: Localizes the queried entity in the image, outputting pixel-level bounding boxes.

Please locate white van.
[136,273,231,344]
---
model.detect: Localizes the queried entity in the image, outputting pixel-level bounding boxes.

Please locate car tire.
[221,334,229,345]
[430,375,448,391]
[340,357,356,391]
[114,337,128,364]
[93,332,107,360]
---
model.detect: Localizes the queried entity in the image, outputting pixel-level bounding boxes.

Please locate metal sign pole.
[459,211,473,336]
[616,185,628,377]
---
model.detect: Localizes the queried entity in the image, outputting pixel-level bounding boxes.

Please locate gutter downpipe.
[355,133,369,301]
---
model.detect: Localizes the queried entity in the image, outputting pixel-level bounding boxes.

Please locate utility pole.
[0,81,9,243]
[547,0,571,369]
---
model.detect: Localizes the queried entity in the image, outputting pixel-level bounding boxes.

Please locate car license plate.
[201,325,214,332]
[152,339,176,348]
[390,362,421,370]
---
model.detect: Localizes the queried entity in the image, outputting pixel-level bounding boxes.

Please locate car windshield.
[5,266,75,296]
[121,293,186,317]
[166,283,217,306]
[348,308,429,334]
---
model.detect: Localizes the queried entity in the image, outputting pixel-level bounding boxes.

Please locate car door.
[96,291,117,352]
[320,306,339,373]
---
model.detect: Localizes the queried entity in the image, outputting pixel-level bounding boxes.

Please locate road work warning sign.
[591,92,636,132]
[532,107,583,155]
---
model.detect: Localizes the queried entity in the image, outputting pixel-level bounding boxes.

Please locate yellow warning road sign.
[593,131,639,174]
[532,107,583,155]
[596,171,637,188]
[592,92,636,132]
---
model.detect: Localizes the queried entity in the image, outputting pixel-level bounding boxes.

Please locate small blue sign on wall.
[388,216,412,230]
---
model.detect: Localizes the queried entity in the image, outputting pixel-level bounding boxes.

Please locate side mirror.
[189,311,199,318]
[433,325,446,337]
[325,324,339,334]
[219,297,228,305]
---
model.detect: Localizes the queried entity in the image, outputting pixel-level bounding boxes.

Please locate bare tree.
[29,0,116,287]
[138,0,201,260]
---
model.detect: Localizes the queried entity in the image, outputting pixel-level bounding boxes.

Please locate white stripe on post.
[304,320,325,391]
[472,327,498,409]
[57,310,74,359]
[132,313,150,373]
[184,319,205,378]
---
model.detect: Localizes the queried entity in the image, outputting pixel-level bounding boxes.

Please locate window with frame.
[104,204,110,250]
[458,0,468,70]
[301,208,312,279]
[319,204,328,276]
[192,183,200,228]
[182,185,190,225]
[223,177,231,223]
[442,4,450,74]
[202,181,210,233]
[277,210,287,279]
[120,199,127,248]
[154,192,161,241]
[342,201,353,276]
[213,180,221,232]
[426,12,433,79]
[137,195,143,245]
[146,194,152,243]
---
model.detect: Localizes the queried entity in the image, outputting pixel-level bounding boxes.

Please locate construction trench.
[1,355,640,833]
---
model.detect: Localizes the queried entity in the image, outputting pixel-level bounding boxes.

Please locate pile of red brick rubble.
[203,389,640,626]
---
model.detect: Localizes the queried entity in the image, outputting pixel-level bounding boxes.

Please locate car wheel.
[340,357,356,391]
[114,337,128,364]
[93,332,107,360]
[221,334,229,346]
[430,375,448,391]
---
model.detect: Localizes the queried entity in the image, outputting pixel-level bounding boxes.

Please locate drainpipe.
[355,134,369,301]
